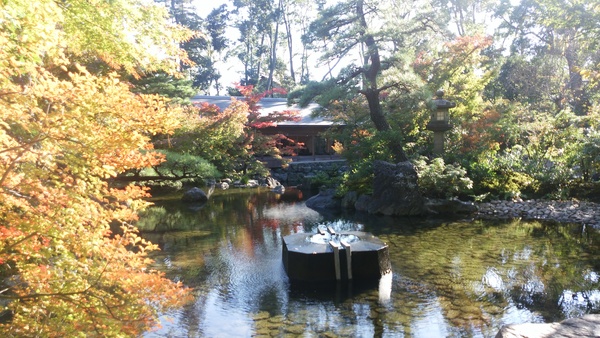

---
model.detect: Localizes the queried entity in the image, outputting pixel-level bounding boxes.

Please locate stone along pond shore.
[476,199,600,229]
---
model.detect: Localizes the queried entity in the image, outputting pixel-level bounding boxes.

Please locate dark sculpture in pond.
[282,226,391,283]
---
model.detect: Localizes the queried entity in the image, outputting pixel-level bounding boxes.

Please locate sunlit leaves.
[58,0,193,77]
[0,0,191,336]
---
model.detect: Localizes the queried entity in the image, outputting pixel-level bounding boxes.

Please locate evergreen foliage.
[292,0,600,201]
[129,72,196,105]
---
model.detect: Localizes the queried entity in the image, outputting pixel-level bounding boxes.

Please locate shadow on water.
[139,188,600,338]
[287,278,384,303]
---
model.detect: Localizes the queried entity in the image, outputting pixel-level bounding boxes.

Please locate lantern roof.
[433,90,456,109]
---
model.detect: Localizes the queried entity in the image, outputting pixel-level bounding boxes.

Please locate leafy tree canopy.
[0,0,193,335]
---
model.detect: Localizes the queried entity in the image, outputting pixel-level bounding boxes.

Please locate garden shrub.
[136,150,221,187]
[335,130,401,196]
[466,149,536,200]
[413,156,473,199]
[337,159,374,196]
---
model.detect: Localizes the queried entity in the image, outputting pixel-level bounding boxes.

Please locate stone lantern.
[426,90,455,155]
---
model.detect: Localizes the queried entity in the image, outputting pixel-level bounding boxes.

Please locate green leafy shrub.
[307,171,337,189]
[577,129,600,181]
[480,170,536,200]
[413,156,473,199]
[337,159,374,196]
[137,150,220,187]
[466,148,537,200]
[335,130,403,196]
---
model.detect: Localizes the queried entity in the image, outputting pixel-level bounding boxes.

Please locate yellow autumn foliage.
[0,0,193,336]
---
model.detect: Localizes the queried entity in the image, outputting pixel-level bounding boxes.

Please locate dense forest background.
[150,0,600,201]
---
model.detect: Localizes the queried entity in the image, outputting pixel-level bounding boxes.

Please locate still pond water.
[139,188,600,337]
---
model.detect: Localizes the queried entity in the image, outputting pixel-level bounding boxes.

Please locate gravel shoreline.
[476,199,600,229]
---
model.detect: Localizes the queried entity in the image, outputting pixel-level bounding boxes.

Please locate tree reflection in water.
[138,189,600,337]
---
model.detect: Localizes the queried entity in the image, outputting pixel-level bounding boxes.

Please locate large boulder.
[181,187,209,203]
[368,160,425,216]
[341,191,359,209]
[305,188,341,212]
[354,194,372,212]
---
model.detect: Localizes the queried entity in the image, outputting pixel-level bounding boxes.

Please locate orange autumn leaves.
[1,0,192,336]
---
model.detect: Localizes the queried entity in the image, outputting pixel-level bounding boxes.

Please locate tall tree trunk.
[564,35,588,115]
[281,0,296,83]
[364,90,390,131]
[268,1,283,94]
[244,41,252,85]
[256,34,266,85]
[300,46,309,83]
[356,0,408,162]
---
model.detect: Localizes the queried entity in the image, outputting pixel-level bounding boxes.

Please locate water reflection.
[140,189,600,337]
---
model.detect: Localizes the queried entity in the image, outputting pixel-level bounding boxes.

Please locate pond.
[139,188,600,337]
